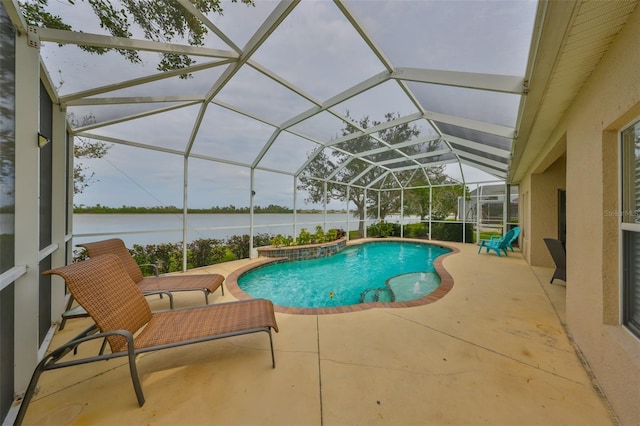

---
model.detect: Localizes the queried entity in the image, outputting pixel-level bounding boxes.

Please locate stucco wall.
[522,5,640,424]
[529,157,566,267]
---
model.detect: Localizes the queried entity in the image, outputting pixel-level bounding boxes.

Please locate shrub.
[296,228,312,245]
[187,238,226,269]
[253,233,273,247]
[431,222,473,242]
[226,234,250,259]
[367,221,397,237]
[312,225,325,244]
[332,228,346,239]
[271,234,293,247]
[227,233,274,258]
[130,242,183,274]
[403,222,428,239]
[326,228,338,242]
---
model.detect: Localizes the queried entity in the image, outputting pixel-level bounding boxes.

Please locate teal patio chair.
[477,228,516,257]
[505,226,520,252]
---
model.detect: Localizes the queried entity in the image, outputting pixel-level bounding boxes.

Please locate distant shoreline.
[73,209,349,214]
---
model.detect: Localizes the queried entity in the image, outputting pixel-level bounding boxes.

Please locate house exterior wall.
[530,157,566,267]
[520,5,640,424]
[518,155,565,268]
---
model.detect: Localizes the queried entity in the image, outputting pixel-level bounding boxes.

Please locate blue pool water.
[238,241,451,309]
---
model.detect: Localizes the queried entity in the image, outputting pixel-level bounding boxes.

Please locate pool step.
[359,287,394,303]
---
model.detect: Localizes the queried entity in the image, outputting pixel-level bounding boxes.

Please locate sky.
[37,0,538,209]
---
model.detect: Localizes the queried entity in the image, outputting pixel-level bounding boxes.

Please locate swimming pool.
[237,241,452,309]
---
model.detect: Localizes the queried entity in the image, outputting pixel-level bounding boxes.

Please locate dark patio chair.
[15,254,278,425]
[543,238,566,283]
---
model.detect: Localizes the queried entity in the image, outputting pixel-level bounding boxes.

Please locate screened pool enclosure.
[6,1,534,260]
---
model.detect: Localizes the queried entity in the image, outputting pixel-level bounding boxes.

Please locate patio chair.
[15,254,279,425]
[477,228,516,257]
[77,238,225,304]
[506,226,521,252]
[543,238,566,283]
[59,254,166,330]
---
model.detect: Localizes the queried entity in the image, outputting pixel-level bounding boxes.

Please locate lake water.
[72,213,420,247]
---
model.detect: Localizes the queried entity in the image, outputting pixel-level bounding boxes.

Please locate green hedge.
[74,233,274,275]
[365,221,471,242]
[430,222,473,242]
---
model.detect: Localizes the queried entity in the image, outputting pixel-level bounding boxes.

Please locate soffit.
[510,0,639,183]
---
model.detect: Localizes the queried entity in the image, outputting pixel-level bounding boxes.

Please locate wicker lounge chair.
[15,254,278,425]
[59,238,226,330]
[543,238,566,283]
[77,238,225,304]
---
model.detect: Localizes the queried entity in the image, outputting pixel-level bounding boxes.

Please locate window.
[621,119,640,337]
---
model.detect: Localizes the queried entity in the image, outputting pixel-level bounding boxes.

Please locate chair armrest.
[139,262,159,277]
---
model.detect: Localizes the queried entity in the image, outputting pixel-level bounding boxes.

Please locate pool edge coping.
[225,237,459,315]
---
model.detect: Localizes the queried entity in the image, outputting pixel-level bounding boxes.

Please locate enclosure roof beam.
[456,152,508,172]
[76,132,186,156]
[280,70,390,130]
[442,134,511,159]
[73,101,201,133]
[459,158,507,179]
[60,59,232,103]
[37,27,238,59]
[389,159,458,172]
[392,67,526,95]
[176,0,242,54]
[349,135,442,159]
[367,170,392,189]
[376,149,452,166]
[348,164,378,186]
[423,110,516,139]
[324,112,424,147]
[185,0,299,156]
[66,96,204,106]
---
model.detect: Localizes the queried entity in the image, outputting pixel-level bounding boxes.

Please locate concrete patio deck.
[16,241,616,425]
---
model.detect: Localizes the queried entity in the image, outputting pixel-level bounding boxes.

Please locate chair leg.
[267,329,276,369]
[13,356,48,425]
[59,294,76,331]
[126,349,145,407]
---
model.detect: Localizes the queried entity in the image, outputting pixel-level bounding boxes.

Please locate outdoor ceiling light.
[37,133,49,148]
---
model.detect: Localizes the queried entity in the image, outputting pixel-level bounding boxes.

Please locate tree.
[20,0,254,76]
[68,113,111,194]
[404,170,467,220]
[73,138,110,194]
[298,112,428,235]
